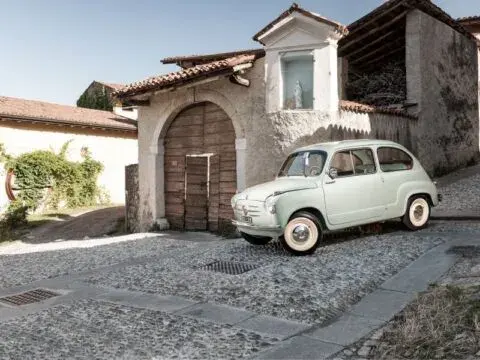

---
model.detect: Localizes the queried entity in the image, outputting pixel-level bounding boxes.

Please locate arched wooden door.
[164,102,236,233]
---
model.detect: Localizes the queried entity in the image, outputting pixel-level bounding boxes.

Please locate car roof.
[293,139,405,154]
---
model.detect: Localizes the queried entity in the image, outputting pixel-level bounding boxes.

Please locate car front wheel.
[280,211,322,256]
[240,232,272,245]
[403,196,430,230]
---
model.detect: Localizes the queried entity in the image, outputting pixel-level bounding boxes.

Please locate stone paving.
[86,230,446,324]
[432,166,480,219]
[0,221,474,359]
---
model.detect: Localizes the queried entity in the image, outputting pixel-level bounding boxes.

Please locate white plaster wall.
[136,59,266,229]
[259,12,341,113]
[0,125,137,212]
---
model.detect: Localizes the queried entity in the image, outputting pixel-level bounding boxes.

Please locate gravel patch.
[436,173,480,211]
[0,235,207,289]
[0,299,278,359]
[87,233,445,325]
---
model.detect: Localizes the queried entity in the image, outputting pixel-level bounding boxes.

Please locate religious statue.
[294,80,303,109]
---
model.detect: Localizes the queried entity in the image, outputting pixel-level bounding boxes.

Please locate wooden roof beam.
[340,10,409,53]
[340,29,398,58]
[357,47,406,72]
[346,0,407,35]
[350,37,405,65]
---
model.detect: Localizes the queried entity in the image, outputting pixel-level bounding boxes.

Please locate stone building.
[78,81,137,116]
[0,96,138,213]
[114,0,479,233]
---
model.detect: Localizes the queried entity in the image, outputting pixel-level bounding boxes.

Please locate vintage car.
[231,139,441,255]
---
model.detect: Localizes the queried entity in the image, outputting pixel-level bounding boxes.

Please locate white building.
[114,1,479,233]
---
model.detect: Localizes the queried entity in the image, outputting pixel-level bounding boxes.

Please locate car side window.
[331,151,354,177]
[330,148,376,177]
[351,149,376,175]
[377,147,413,172]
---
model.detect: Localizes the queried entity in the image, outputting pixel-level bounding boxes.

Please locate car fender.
[274,188,328,229]
[396,180,438,216]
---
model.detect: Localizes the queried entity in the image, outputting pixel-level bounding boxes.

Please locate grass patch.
[375,285,480,359]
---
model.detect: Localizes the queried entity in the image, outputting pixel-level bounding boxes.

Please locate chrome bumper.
[232,220,282,232]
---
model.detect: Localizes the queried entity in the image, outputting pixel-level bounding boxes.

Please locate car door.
[376,146,416,216]
[323,147,384,225]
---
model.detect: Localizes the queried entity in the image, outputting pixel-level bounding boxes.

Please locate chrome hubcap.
[292,224,310,242]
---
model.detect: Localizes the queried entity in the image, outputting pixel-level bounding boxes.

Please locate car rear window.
[377,147,413,172]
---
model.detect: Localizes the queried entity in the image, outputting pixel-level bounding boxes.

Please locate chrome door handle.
[325,180,335,184]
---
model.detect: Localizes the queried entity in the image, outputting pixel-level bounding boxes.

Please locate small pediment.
[254,4,346,48]
[264,24,328,50]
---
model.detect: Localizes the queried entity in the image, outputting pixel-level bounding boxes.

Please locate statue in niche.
[294,80,303,109]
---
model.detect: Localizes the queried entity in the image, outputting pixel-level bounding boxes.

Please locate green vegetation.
[77,87,112,111]
[0,141,109,241]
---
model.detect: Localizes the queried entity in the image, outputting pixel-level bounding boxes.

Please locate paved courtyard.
[0,168,479,359]
[0,222,478,359]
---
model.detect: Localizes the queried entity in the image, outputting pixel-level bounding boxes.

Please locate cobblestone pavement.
[434,166,480,214]
[0,220,475,359]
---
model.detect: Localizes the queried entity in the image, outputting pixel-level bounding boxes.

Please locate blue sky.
[0,0,478,106]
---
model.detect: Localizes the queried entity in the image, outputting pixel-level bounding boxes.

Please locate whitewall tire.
[280,211,322,255]
[403,196,430,230]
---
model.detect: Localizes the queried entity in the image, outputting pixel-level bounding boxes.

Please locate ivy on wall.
[77,87,113,111]
[2,141,108,212]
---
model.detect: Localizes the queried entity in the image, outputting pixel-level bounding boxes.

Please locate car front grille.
[234,201,263,218]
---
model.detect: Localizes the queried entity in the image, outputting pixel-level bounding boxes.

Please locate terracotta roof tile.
[114,53,261,99]
[253,3,348,44]
[339,100,417,119]
[457,16,480,24]
[161,49,265,68]
[96,82,125,91]
[0,96,137,132]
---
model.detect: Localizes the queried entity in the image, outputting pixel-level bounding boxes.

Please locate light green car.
[231,139,441,255]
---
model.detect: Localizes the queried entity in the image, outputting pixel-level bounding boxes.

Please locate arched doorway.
[164,101,236,233]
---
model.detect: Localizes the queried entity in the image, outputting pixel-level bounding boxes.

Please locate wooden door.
[184,156,208,230]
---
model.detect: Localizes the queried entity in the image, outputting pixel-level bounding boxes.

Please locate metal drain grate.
[198,261,260,275]
[0,289,60,306]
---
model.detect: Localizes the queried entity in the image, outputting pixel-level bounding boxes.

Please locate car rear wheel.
[280,211,322,256]
[240,232,272,245]
[403,196,430,230]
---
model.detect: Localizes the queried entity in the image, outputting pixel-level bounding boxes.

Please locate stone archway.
[163,101,237,233]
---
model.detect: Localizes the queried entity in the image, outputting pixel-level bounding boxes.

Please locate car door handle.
[325,180,335,184]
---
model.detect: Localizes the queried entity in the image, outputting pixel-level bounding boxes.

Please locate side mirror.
[328,167,338,179]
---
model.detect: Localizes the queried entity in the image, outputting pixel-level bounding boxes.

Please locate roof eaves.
[339,100,417,119]
[253,3,347,44]
[114,54,258,99]
[0,113,137,133]
[161,48,265,65]
[346,0,476,42]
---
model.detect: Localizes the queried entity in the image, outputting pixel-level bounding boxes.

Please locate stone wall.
[125,164,139,233]
[406,10,479,176]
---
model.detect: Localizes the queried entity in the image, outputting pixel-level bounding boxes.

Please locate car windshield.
[278,150,327,177]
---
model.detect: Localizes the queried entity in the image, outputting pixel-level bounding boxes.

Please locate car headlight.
[265,196,277,214]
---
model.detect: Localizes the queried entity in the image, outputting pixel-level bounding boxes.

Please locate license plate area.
[241,216,253,224]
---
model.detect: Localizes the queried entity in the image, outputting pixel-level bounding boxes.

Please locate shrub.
[4,141,106,212]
